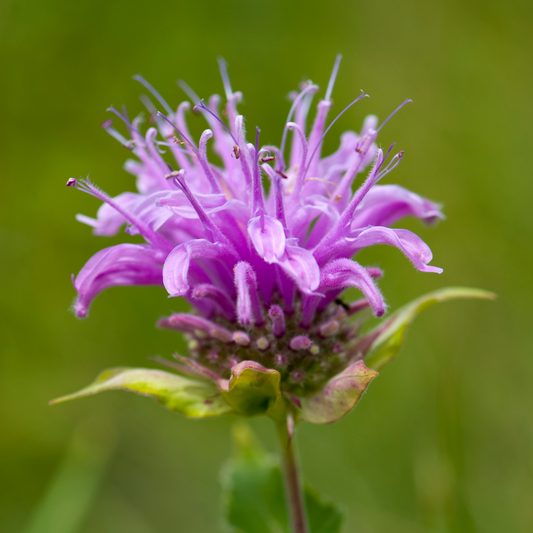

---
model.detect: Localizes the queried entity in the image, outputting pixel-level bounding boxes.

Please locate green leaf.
[51,367,231,418]
[24,420,114,533]
[299,361,378,424]
[363,287,496,372]
[220,361,282,418]
[304,487,344,533]
[222,424,343,533]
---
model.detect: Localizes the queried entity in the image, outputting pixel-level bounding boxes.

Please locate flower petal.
[247,214,286,263]
[318,258,385,316]
[162,239,228,296]
[346,226,443,273]
[351,184,443,228]
[234,262,264,326]
[73,243,164,317]
[156,190,227,219]
[277,245,320,294]
[75,192,140,236]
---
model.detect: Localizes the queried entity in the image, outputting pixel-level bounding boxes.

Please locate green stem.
[276,419,309,533]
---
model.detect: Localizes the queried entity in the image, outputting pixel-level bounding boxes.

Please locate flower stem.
[276,419,309,533]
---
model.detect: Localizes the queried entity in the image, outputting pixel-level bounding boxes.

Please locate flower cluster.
[66,58,444,416]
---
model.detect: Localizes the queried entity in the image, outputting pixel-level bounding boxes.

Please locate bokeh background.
[1,0,532,531]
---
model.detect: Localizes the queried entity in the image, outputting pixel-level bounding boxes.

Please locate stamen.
[101,119,136,151]
[305,91,369,178]
[107,106,137,132]
[325,54,342,102]
[68,178,171,252]
[217,57,233,99]
[157,112,198,156]
[286,122,308,203]
[198,129,223,193]
[261,164,288,231]
[194,99,238,145]
[168,170,231,247]
[177,79,201,104]
[132,74,173,115]
[251,126,265,214]
[279,83,318,170]
[313,149,390,265]
[376,98,412,133]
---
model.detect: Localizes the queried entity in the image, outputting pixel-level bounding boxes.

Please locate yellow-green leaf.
[364,287,496,372]
[51,367,231,418]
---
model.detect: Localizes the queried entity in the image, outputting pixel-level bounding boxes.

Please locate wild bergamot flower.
[57,58,490,426]
[55,57,495,533]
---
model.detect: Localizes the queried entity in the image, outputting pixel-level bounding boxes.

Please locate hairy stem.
[276,418,309,533]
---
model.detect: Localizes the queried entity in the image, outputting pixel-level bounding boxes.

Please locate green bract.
[52,288,495,425]
[51,367,231,418]
[219,361,283,418]
[299,361,378,424]
[362,287,496,372]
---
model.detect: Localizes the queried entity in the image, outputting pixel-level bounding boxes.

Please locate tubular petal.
[163,240,229,297]
[346,226,443,273]
[234,262,264,326]
[74,243,164,317]
[247,215,286,263]
[318,258,386,316]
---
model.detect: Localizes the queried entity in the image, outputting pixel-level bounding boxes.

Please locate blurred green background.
[1,0,532,531]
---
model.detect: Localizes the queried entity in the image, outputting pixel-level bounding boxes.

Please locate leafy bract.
[363,287,496,371]
[299,361,378,424]
[51,367,231,418]
[219,361,282,418]
[223,424,343,533]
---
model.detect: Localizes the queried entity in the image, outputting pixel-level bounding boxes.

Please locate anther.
[232,145,240,159]
[376,99,412,133]
[66,178,77,187]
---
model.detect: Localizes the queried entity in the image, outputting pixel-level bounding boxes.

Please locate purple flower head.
[67,57,445,409]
